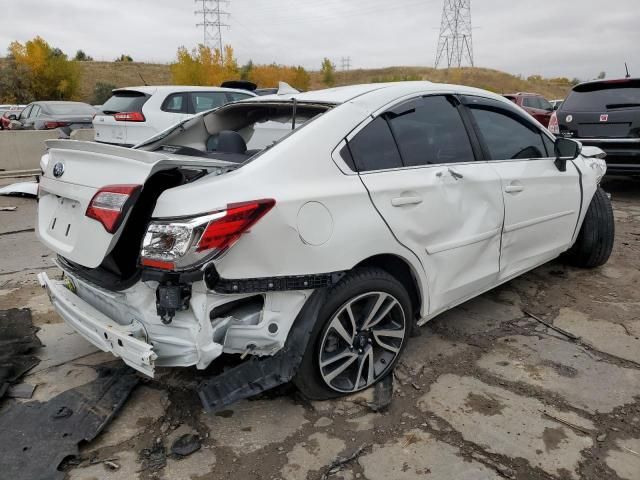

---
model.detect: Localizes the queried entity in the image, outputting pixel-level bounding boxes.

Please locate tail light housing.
[114,112,145,122]
[86,184,142,233]
[44,121,69,129]
[141,199,275,271]
[548,111,560,135]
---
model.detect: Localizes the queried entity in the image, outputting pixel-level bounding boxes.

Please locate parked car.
[504,92,555,126]
[37,82,612,409]
[93,86,257,147]
[0,108,24,130]
[550,99,564,111]
[550,78,640,175]
[8,101,95,131]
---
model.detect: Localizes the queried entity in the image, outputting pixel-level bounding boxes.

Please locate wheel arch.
[353,253,426,320]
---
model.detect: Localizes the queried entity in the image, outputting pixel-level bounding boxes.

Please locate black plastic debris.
[171,433,201,457]
[0,365,139,480]
[140,440,167,472]
[0,308,42,400]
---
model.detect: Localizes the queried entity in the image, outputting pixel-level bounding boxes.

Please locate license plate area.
[48,197,81,243]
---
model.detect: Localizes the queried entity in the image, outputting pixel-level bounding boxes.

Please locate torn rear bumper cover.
[37,272,157,377]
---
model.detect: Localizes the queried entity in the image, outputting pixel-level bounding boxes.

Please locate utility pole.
[195,0,230,55]
[434,0,474,69]
[341,56,352,72]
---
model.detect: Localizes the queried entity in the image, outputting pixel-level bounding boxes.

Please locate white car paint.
[93,85,256,147]
[37,82,606,381]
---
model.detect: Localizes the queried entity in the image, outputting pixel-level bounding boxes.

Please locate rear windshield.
[101,91,150,114]
[46,103,96,115]
[562,80,640,112]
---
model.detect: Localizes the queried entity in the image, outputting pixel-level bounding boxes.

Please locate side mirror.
[7,114,17,120]
[554,138,581,172]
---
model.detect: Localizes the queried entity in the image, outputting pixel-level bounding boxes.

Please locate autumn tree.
[247,64,310,91]
[74,50,93,61]
[170,44,239,86]
[321,58,336,87]
[6,36,80,100]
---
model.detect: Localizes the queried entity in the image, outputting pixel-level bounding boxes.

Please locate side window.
[386,95,475,166]
[29,105,41,118]
[522,97,538,109]
[190,92,228,113]
[542,134,555,157]
[226,92,251,102]
[20,105,32,120]
[469,105,547,160]
[347,117,402,172]
[161,93,187,113]
[538,97,553,111]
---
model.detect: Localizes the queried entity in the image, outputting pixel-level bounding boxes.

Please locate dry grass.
[77,61,172,100]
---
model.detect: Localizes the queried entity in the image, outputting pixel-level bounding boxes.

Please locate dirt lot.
[0,176,639,480]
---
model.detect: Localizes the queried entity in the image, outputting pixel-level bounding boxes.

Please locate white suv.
[37,82,612,410]
[93,86,256,147]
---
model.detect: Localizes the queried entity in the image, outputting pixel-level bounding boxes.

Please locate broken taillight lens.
[86,184,142,233]
[140,199,275,271]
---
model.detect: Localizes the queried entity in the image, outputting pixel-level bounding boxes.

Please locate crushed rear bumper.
[37,272,157,377]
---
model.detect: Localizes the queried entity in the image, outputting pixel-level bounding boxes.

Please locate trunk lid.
[37,140,233,269]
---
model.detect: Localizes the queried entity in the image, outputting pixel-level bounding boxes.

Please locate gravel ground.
[0,176,638,480]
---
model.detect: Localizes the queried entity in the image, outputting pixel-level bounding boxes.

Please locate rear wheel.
[565,187,614,268]
[294,268,412,400]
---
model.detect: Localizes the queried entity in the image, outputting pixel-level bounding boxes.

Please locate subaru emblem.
[53,162,65,178]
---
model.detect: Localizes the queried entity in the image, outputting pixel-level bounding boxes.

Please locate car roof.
[113,85,257,96]
[572,77,640,91]
[250,81,515,110]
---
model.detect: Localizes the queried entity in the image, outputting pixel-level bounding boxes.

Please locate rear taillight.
[548,111,559,134]
[114,112,145,122]
[44,121,69,129]
[86,184,142,233]
[141,199,275,271]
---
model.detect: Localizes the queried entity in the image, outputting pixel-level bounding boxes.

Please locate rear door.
[94,90,151,146]
[352,95,504,313]
[462,95,581,279]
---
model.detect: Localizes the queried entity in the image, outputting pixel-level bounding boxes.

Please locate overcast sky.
[1,0,637,80]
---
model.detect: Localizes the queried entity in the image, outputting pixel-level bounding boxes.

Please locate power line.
[195,0,230,53]
[434,0,474,68]
[341,56,351,71]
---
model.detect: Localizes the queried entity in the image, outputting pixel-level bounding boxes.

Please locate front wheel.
[565,187,614,268]
[294,268,412,400]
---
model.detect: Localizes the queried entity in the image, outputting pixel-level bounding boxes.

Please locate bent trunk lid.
[37,140,232,268]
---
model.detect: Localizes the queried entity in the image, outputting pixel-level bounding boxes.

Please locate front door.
[349,95,504,314]
[462,95,581,280]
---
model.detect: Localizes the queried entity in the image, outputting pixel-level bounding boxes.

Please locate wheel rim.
[318,291,406,393]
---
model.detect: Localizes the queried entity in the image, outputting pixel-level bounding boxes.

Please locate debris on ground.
[0,308,41,400]
[0,206,17,211]
[140,440,167,472]
[7,383,36,399]
[0,181,38,198]
[321,444,370,479]
[171,433,202,457]
[0,365,139,480]
[371,373,394,412]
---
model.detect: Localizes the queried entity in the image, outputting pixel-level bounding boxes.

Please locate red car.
[0,109,23,130]
[504,93,554,127]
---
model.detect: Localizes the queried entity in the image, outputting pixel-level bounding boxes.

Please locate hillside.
[77,61,173,100]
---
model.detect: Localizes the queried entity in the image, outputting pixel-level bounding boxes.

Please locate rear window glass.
[46,103,95,115]
[562,80,640,112]
[101,91,149,113]
[191,92,229,113]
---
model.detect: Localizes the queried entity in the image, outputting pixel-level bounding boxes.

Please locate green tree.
[115,54,133,62]
[597,71,606,80]
[321,58,336,87]
[240,60,254,80]
[92,82,116,105]
[74,49,93,61]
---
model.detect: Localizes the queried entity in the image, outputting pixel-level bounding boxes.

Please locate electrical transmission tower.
[341,56,351,71]
[434,0,474,69]
[195,0,229,53]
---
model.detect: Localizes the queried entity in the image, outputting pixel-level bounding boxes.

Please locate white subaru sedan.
[93,85,256,147]
[37,82,613,409]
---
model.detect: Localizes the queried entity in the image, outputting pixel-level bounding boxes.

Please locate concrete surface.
[1,176,639,480]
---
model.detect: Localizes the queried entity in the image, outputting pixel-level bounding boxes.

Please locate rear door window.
[562,80,640,112]
[386,95,475,166]
[466,98,547,160]
[190,92,229,113]
[101,91,149,114]
[347,117,403,172]
[226,92,253,102]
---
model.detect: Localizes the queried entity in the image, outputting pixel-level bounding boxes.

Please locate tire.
[565,187,614,268]
[294,267,413,400]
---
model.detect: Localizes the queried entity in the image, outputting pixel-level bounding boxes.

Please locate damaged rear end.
[37,101,334,408]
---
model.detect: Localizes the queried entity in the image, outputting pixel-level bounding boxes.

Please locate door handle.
[391,196,423,207]
[505,184,524,194]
